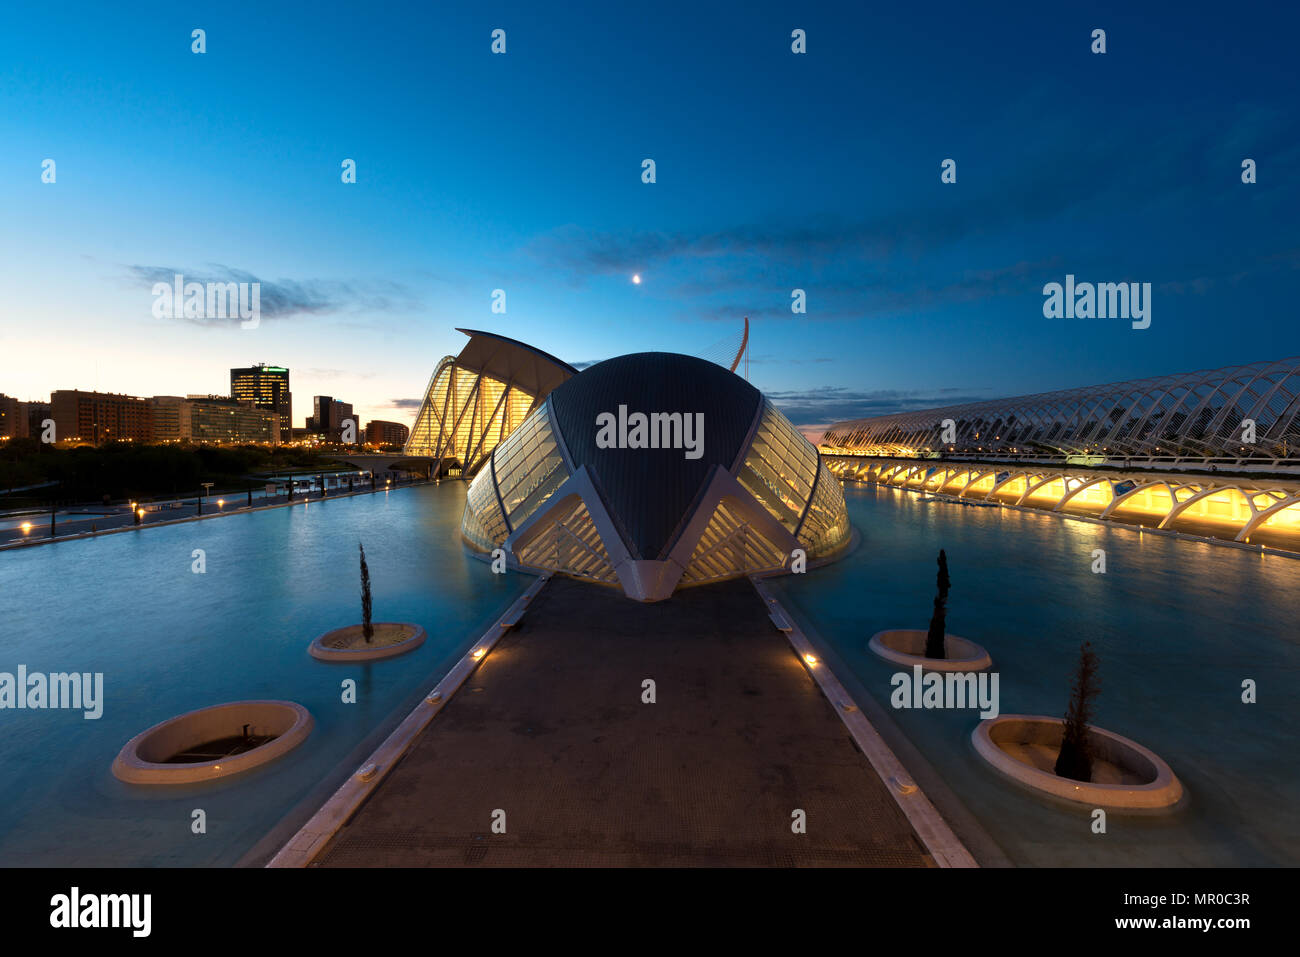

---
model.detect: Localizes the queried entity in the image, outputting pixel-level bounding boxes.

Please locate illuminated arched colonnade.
[825,456,1300,549]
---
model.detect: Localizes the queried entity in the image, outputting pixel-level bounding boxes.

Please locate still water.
[0,483,527,866]
[770,481,1300,866]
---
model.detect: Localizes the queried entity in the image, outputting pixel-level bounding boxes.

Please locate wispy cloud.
[528,103,1300,328]
[124,264,420,325]
[767,386,994,427]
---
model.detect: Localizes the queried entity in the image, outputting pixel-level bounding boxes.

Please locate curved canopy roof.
[453,328,577,399]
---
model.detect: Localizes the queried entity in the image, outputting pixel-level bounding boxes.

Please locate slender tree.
[359,542,374,642]
[924,549,950,658]
[1055,641,1101,782]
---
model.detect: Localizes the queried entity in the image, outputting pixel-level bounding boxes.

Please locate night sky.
[1,1,1296,437]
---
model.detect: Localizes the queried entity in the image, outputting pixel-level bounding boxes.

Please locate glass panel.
[463,466,508,549]
[797,460,850,558]
[736,400,819,532]
[493,404,570,528]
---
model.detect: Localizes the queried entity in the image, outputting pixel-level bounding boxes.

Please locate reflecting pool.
[770,481,1300,866]
[0,483,528,866]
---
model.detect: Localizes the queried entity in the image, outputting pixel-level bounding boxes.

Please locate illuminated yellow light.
[803,654,818,666]
[472,648,486,659]
[217,499,224,507]
[137,509,146,518]
[20,522,32,532]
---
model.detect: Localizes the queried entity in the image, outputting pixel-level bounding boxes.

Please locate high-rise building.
[310,395,334,433]
[231,364,291,432]
[49,390,150,445]
[334,401,354,440]
[0,394,27,438]
[185,396,281,444]
[366,420,410,447]
[25,402,50,440]
[145,396,187,443]
[310,396,355,440]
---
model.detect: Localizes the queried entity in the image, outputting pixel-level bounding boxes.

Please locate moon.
[631,273,642,284]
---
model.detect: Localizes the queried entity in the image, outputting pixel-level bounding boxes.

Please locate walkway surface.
[315,576,932,867]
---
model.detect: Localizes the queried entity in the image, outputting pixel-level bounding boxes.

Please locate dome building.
[461,352,850,601]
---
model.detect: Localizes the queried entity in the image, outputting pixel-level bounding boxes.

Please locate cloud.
[387,397,424,410]
[747,355,834,366]
[766,386,994,427]
[686,257,1064,323]
[527,103,1300,326]
[124,264,420,325]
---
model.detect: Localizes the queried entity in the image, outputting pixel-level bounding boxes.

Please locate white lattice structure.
[821,358,1300,462]
[404,329,576,478]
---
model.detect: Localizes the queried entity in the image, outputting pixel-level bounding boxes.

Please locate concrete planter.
[112,700,313,785]
[309,622,426,662]
[971,714,1184,811]
[868,629,992,672]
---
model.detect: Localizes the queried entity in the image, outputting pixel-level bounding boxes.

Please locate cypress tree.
[924,549,950,659]
[360,542,374,642]
[1055,642,1101,782]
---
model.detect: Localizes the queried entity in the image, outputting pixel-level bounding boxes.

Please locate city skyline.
[2,2,1297,438]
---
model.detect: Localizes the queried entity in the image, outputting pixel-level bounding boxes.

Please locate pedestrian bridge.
[825,455,1300,552]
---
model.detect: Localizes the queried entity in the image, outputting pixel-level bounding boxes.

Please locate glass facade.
[463,466,509,550]
[737,400,821,533]
[406,357,541,477]
[461,381,851,590]
[492,403,568,528]
[797,460,850,558]
[460,398,571,552]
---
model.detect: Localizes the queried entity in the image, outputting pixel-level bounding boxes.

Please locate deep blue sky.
[1,1,1297,435]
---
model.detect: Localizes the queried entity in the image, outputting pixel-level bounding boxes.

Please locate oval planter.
[309,622,426,662]
[971,714,1183,811]
[112,700,313,785]
[868,629,992,672]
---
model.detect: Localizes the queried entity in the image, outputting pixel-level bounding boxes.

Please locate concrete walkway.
[315,576,933,867]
